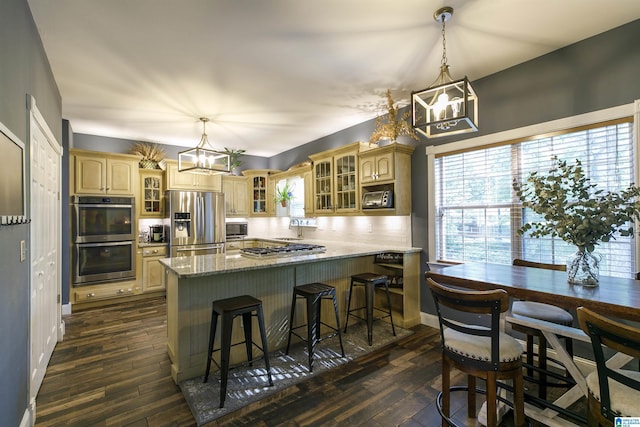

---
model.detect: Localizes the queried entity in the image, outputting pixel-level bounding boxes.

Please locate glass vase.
[566,247,600,286]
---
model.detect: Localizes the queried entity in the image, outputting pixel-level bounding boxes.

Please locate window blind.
[434,119,635,278]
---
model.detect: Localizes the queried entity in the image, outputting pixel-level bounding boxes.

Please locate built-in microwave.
[226,221,248,240]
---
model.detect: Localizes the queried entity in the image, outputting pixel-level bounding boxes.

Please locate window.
[431,117,636,278]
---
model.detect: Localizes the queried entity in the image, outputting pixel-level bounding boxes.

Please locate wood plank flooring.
[35,296,541,427]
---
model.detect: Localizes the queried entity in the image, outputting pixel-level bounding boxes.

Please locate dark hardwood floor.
[34,296,545,427]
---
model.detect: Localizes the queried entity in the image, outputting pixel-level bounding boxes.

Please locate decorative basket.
[139,160,159,169]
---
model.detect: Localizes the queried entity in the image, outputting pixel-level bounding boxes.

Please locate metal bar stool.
[344,272,396,345]
[286,282,345,372]
[203,295,273,408]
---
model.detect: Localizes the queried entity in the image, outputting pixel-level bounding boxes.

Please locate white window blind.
[434,119,636,278]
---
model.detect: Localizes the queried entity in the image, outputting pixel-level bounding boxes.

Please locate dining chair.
[510,259,575,400]
[576,307,640,427]
[427,278,526,427]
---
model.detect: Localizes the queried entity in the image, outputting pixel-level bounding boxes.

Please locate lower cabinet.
[72,280,142,305]
[141,245,168,292]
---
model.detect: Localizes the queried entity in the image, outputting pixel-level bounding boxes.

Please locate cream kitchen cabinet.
[72,150,138,195]
[141,245,167,292]
[242,169,281,216]
[222,175,249,216]
[358,143,414,215]
[139,169,165,218]
[165,160,222,191]
[309,142,370,215]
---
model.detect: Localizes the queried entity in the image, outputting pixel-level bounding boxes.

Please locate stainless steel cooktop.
[240,243,326,258]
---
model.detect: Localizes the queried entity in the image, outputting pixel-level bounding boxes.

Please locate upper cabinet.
[139,169,165,218]
[358,143,415,215]
[72,150,138,195]
[309,142,370,215]
[165,160,221,192]
[242,169,281,216]
[222,175,249,217]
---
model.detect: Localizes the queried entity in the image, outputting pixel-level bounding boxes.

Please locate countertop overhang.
[160,240,421,279]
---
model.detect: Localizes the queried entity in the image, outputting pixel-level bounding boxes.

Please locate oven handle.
[176,244,224,252]
[71,203,133,209]
[76,241,134,248]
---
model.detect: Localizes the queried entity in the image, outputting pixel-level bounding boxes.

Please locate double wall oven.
[71,195,136,285]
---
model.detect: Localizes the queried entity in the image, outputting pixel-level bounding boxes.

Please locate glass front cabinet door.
[139,170,164,218]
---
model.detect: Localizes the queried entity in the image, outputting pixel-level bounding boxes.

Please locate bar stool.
[510,259,575,400]
[203,295,273,408]
[286,282,345,372]
[344,272,396,346]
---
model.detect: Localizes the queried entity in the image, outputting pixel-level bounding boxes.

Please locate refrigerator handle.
[199,195,205,242]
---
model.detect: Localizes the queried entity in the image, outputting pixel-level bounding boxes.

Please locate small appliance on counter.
[362,190,393,209]
[149,224,166,243]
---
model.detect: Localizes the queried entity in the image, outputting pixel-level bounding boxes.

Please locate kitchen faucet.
[289,218,303,238]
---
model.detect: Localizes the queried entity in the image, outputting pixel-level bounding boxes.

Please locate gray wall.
[0,0,62,425]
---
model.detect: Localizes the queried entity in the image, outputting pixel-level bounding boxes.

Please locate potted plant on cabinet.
[223,147,246,175]
[274,182,294,207]
[513,156,640,286]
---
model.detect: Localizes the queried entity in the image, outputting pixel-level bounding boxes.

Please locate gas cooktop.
[240,243,326,258]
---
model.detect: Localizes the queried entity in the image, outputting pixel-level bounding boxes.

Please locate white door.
[29,98,62,408]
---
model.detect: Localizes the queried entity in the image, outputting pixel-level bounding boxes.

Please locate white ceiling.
[27,0,640,157]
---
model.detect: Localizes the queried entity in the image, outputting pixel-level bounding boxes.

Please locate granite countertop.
[159,241,421,279]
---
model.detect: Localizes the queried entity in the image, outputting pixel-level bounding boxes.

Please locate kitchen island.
[160,241,421,383]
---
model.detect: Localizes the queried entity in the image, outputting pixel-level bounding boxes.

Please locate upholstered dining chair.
[510,259,575,400]
[427,278,526,427]
[577,307,640,427]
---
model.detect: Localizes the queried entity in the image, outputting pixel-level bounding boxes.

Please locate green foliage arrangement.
[274,182,294,206]
[223,147,246,170]
[513,157,640,253]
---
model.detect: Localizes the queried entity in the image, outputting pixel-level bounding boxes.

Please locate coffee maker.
[149,224,165,243]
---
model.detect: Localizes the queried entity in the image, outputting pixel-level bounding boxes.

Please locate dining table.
[426,262,640,427]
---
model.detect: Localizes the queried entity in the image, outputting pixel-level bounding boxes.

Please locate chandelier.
[411,6,478,138]
[178,117,230,175]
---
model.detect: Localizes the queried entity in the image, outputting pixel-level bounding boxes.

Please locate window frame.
[425,101,640,270]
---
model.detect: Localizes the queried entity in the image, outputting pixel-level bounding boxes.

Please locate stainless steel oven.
[71,195,135,242]
[72,241,136,285]
[71,195,136,284]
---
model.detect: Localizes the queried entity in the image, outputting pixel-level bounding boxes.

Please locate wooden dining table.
[426,262,640,322]
[426,262,640,427]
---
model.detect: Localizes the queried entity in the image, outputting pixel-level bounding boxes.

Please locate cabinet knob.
[87,293,95,298]
[152,249,158,254]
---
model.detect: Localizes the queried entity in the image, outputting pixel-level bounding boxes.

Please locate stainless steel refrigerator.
[166,190,226,257]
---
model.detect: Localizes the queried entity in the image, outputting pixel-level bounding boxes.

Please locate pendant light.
[411,6,478,138]
[178,117,230,175]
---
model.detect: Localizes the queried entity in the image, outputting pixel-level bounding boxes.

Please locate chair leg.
[441,354,451,427]
[383,281,396,337]
[526,334,535,377]
[203,310,218,383]
[242,312,253,366]
[285,292,297,354]
[219,312,234,408]
[365,282,374,345]
[343,280,354,332]
[513,370,526,427]
[539,334,548,400]
[467,374,476,418]
[486,371,497,427]
[255,305,273,386]
[331,293,345,357]
[306,296,318,372]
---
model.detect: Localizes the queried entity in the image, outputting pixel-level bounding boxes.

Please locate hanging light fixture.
[411,6,478,138]
[178,117,230,175]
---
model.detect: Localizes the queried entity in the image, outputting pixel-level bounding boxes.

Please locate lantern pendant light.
[178,117,230,175]
[411,6,478,138]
